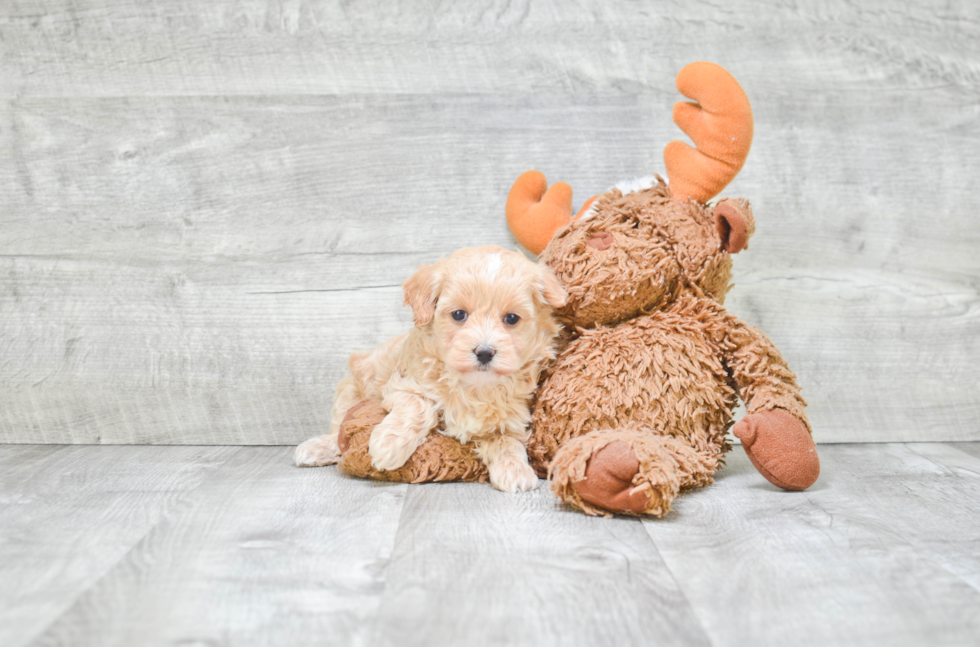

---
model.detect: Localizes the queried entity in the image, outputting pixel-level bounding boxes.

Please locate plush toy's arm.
[710,307,820,490]
[676,297,808,424]
[724,319,809,428]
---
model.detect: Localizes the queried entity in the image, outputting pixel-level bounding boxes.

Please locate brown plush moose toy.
[335,61,820,516]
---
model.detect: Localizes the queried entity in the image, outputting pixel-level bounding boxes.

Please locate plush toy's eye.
[451,310,468,322]
[632,221,640,229]
[503,313,520,326]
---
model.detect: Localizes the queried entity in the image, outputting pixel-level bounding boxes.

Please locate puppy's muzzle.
[475,346,496,366]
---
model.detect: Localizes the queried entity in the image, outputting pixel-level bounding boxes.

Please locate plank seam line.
[17,446,242,647]
[247,284,400,295]
[637,518,717,647]
[826,443,980,597]
[359,481,424,642]
[899,443,980,596]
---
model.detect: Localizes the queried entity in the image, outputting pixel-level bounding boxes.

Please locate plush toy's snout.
[587,232,614,250]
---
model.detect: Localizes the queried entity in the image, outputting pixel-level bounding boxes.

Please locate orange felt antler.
[506,171,573,255]
[664,62,754,203]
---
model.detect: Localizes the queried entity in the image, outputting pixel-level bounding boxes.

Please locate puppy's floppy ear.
[403,262,442,327]
[536,264,567,309]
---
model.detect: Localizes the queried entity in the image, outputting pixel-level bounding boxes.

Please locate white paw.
[368,423,422,471]
[293,435,341,467]
[488,458,540,493]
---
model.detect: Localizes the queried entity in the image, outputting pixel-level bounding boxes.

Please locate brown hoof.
[573,441,652,514]
[733,409,820,490]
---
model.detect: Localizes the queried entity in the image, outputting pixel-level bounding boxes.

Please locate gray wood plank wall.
[2,1,978,444]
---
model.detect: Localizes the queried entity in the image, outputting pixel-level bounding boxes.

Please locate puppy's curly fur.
[294,245,566,492]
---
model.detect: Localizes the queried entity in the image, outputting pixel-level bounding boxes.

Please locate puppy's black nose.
[475,347,496,365]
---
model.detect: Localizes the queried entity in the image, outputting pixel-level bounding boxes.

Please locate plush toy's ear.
[403,262,442,327]
[714,199,755,254]
[536,264,568,309]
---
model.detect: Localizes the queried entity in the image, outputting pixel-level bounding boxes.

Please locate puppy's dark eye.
[451,310,468,322]
[503,313,520,326]
[632,220,640,229]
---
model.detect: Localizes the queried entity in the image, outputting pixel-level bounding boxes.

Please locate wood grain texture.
[24,447,409,647]
[3,443,980,646]
[1,1,977,98]
[370,480,710,647]
[641,444,980,647]
[955,441,980,461]
[0,445,236,647]
[1,1,978,444]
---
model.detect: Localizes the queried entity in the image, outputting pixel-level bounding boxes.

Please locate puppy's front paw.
[488,457,540,493]
[368,424,423,472]
[294,435,341,467]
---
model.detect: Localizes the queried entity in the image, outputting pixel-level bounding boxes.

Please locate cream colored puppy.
[294,246,566,492]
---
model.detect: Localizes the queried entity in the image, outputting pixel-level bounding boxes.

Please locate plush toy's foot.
[568,441,651,513]
[336,400,488,484]
[733,409,820,491]
[550,429,715,517]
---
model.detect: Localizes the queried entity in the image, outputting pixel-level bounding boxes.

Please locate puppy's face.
[404,246,566,385]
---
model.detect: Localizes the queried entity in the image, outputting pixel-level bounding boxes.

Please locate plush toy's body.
[336,62,820,516]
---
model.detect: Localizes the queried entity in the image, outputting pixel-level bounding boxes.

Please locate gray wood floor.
[2,443,978,647]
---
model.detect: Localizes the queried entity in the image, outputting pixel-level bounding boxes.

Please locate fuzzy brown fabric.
[527,180,814,515]
[552,431,714,517]
[338,400,488,484]
[528,297,739,476]
[541,180,730,329]
[335,177,818,516]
